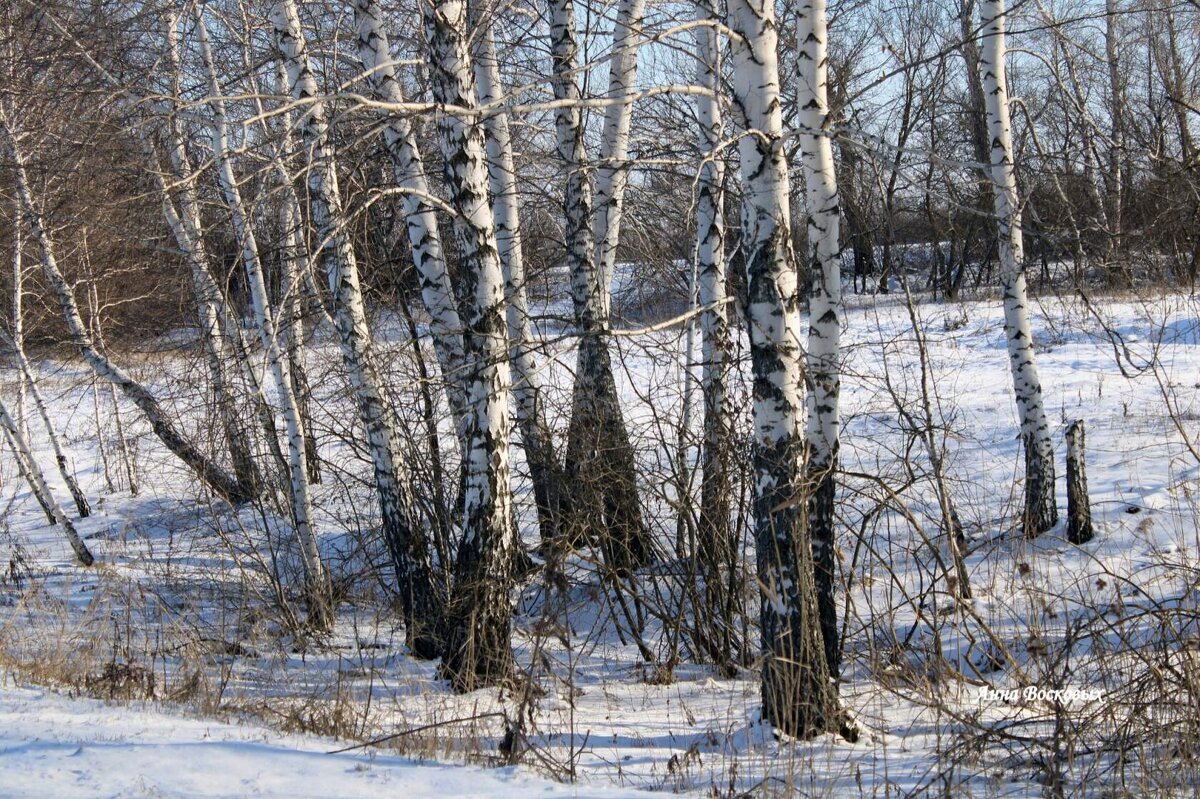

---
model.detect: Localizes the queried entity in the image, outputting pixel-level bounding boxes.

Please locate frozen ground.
[0,676,652,798]
[0,288,1198,796]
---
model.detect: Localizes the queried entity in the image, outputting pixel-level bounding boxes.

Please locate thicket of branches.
[0,0,1196,766]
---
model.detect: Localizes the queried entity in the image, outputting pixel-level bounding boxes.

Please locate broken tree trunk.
[1066,420,1094,545]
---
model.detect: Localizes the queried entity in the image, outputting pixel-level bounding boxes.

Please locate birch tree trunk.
[159,17,263,500]
[271,0,442,655]
[0,395,94,566]
[262,61,326,482]
[547,0,652,572]
[423,0,519,690]
[693,0,738,668]
[195,11,332,627]
[472,10,565,544]
[1104,0,1123,247]
[2,420,55,524]
[728,0,843,739]
[278,184,322,484]
[978,0,1058,536]
[10,224,28,443]
[0,113,251,506]
[0,329,90,518]
[797,0,843,679]
[593,0,646,319]
[350,0,470,439]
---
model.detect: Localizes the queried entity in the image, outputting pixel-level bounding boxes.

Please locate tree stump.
[1066,420,1094,544]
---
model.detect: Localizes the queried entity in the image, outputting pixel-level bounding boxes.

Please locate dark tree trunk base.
[808,460,840,680]
[562,338,653,575]
[1066,420,1095,545]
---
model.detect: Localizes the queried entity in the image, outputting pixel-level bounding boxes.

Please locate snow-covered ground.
[1,289,1198,796]
[0,676,651,798]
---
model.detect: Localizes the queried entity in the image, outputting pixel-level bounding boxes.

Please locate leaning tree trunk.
[0,329,90,518]
[271,0,442,656]
[728,0,844,740]
[0,394,94,566]
[978,0,1057,536]
[798,0,844,680]
[0,113,251,506]
[157,18,266,499]
[2,420,55,524]
[547,0,652,573]
[196,11,332,628]
[692,0,738,669]
[593,0,646,319]
[472,10,566,545]
[423,0,519,691]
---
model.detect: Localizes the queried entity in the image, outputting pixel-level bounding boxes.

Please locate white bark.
[1104,0,1123,241]
[693,0,736,664]
[10,224,28,443]
[0,392,93,566]
[157,19,263,498]
[548,0,651,569]
[797,0,842,676]
[979,0,1057,534]
[472,12,564,542]
[271,0,441,653]
[798,0,841,468]
[423,0,518,689]
[728,0,840,738]
[593,0,647,319]
[195,11,330,620]
[351,0,469,434]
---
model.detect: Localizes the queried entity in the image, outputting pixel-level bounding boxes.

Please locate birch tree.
[472,7,565,543]
[195,10,332,627]
[593,0,646,318]
[423,0,519,690]
[6,206,89,518]
[10,223,27,443]
[727,0,844,738]
[155,15,264,500]
[0,395,94,567]
[0,328,90,518]
[0,112,253,506]
[271,0,442,655]
[547,0,652,572]
[350,0,470,438]
[978,0,1057,535]
[692,0,738,667]
[797,0,843,678]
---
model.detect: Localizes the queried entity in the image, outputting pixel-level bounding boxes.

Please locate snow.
[0,677,651,799]
[1,288,1198,796]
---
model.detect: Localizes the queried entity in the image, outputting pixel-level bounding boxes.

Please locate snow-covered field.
[0,677,652,798]
[1,289,1198,797]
